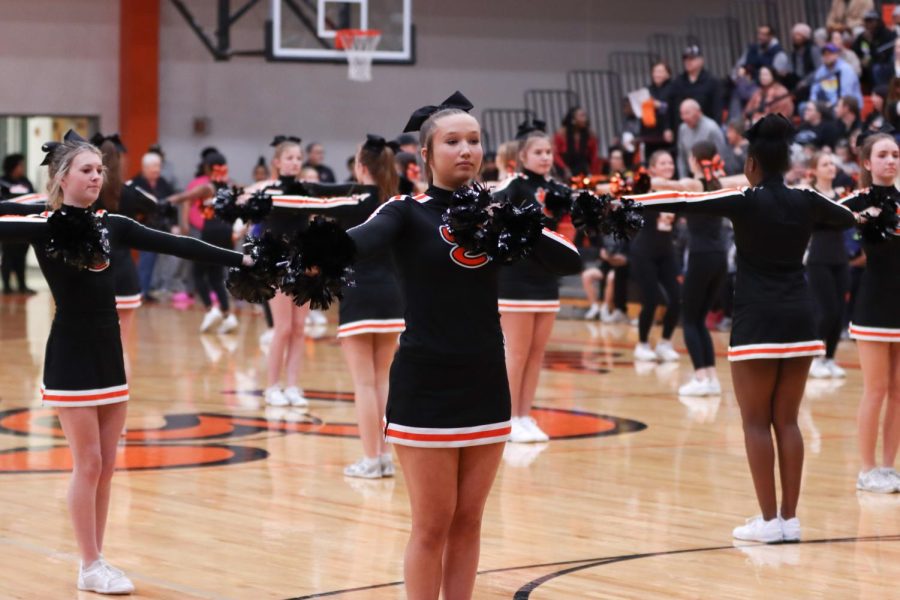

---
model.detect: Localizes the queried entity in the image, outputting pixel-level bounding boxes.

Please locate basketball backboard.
[269,0,414,63]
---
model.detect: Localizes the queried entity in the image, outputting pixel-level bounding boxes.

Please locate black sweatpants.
[807,263,849,359]
[1,243,28,291]
[194,262,230,312]
[682,252,727,369]
[631,252,680,343]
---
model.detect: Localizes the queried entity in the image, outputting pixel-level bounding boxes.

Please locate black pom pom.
[226,231,289,303]
[242,189,273,223]
[44,207,110,270]
[570,192,644,241]
[858,188,900,244]
[280,216,356,310]
[570,191,610,236]
[444,183,494,255]
[213,186,243,223]
[605,198,645,241]
[542,180,573,220]
[492,200,544,264]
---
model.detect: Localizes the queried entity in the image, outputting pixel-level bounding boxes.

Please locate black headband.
[270,135,302,147]
[40,129,88,166]
[362,134,401,155]
[90,132,127,153]
[402,91,474,133]
[516,118,547,139]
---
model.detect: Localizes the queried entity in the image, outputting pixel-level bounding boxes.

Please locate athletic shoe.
[857,468,897,493]
[264,386,289,407]
[809,358,832,379]
[609,309,630,324]
[381,453,395,477]
[199,306,223,333]
[344,456,382,479]
[78,559,135,594]
[707,379,722,395]
[678,377,711,397]
[520,416,549,442]
[878,467,900,491]
[217,314,238,334]
[780,516,801,542]
[827,359,846,378]
[259,328,274,346]
[306,310,328,326]
[283,386,308,408]
[732,516,783,543]
[634,343,658,362]
[508,417,532,443]
[655,340,680,362]
[584,303,601,320]
[716,317,732,332]
[600,304,613,322]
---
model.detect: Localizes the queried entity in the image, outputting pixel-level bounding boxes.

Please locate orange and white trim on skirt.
[849,323,900,343]
[384,420,511,448]
[41,384,130,407]
[497,299,561,313]
[336,319,405,338]
[727,340,826,361]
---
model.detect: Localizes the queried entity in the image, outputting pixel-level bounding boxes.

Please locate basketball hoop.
[335,29,381,82]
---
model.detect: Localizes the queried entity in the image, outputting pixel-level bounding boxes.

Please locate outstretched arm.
[0,214,48,242]
[623,187,748,217]
[268,182,379,229]
[108,214,244,267]
[531,229,583,275]
[346,197,405,258]
[808,189,856,229]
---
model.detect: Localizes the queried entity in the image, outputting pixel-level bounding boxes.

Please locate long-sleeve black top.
[841,185,900,291]
[346,185,582,361]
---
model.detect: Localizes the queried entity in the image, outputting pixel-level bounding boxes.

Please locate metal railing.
[647,32,694,73]
[481,108,535,154]
[523,89,580,135]
[609,51,659,96]
[687,16,743,77]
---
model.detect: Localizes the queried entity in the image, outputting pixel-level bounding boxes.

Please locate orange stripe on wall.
[119,0,160,170]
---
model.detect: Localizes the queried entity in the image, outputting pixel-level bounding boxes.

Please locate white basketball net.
[336,30,381,82]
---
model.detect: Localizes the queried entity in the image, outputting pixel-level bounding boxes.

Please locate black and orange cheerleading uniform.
[107,182,160,310]
[840,185,900,343]
[268,181,405,338]
[345,185,582,448]
[0,208,243,407]
[493,170,564,313]
[625,177,856,361]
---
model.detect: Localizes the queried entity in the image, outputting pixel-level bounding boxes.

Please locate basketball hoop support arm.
[169,0,269,60]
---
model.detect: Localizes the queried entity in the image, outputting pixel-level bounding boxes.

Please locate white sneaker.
[780,516,801,542]
[520,415,549,442]
[584,303,601,321]
[381,453,395,477]
[809,357,832,379]
[264,386,289,407]
[78,559,135,594]
[199,306,223,333]
[678,377,711,397]
[259,328,274,346]
[732,516,783,543]
[707,379,722,395]
[827,359,846,378]
[344,456,382,479]
[306,310,328,326]
[655,341,679,362]
[599,304,613,322]
[609,309,630,324]
[878,467,900,491]
[857,468,897,493]
[283,386,308,408]
[508,417,532,443]
[634,343,658,362]
[217,314,238,334]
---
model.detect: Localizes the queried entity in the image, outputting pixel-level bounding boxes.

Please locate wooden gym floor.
[0,289,898,599]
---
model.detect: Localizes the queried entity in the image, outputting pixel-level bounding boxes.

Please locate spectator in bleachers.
[834,139,861,180]
[832,30,863,76]
[722,118,749,175]
[795,101,843,149]
[852,10,896,90]
[604,147,627,177]
[883,77,900,131]
[744,65,795,121]
[826,0,875,33]
[642,61,676,156]
[835,95,863,142]
[553,106,601,178]
[736,24,791,80]
[616,99,642,166]
[303,142,336,183]
[728,66,759,126]
[810,42,863,109]
[892,6,900,37]
[864,83,888,131]
[675,99,726,177]
[669,45,723,127]
[787,23,822,102]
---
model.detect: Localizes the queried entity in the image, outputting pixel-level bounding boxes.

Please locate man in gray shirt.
[677,99,727,177]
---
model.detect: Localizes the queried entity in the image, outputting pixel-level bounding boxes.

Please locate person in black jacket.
[669,45,723,129]
[642,61,677,156]
[1,153,36,293]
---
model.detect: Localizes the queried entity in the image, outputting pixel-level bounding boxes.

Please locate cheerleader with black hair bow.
[339,93,581,599]
[0,132,252,594]
[624,114,857,544]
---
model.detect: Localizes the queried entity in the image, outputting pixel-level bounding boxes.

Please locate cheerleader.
[625,115,856,543]
[841,133,900,493]
[342,93,581,598]
[263,134,405,477]
[631,150,681,362]
[0,133,251,594]
[494,120,563,443]
[806,151,851,379]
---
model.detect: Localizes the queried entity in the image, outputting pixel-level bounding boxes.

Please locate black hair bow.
[270,135,302,147]
[516,118,547,139]
[402,91,474,133]
[362,134,400,155]
[744,113,795,143]
[40,129,87,166]
[90,132,127,153]
[856,122,896,148]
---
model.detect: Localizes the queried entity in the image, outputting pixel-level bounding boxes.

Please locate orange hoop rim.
[335,28,382,50]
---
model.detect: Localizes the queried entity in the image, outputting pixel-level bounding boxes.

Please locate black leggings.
[1,243,28,290]
[193,262,230,312]
[682,252,727,369]
[631,252,680,343]
[807,263,849,359]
